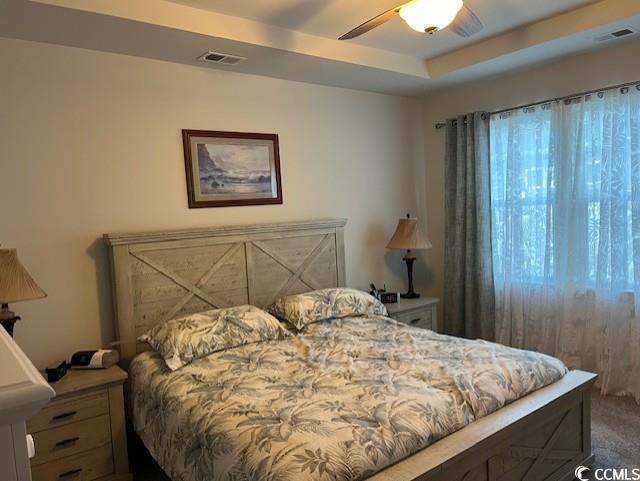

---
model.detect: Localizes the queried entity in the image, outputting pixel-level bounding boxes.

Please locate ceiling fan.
[339,0,483,40]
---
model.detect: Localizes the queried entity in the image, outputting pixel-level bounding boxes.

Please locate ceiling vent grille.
[595,28,636,42]
[198,51,246,66]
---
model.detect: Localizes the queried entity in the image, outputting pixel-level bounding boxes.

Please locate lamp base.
[401,292,420,299]
[0,304,20,338]
[401,252,420,299]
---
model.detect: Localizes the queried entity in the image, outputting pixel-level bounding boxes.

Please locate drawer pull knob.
[55,436,80,448]
[58,468,83,478]
[410,318,421,324]
[52,411,77,421]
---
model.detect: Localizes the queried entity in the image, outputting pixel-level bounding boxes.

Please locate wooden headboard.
[104,219,347,366]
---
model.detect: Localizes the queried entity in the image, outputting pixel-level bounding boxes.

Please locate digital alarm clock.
[69,349,119,369]
[379,291,399,304]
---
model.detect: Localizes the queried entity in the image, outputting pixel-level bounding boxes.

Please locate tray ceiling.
[169,0,598,57]
[1,0,639,95]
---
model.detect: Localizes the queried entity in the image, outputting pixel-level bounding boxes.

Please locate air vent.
[595,28,636,42]
[611,28,634,37]
[198,51,246,66]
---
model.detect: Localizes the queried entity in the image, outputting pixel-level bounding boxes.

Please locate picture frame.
[182,129,283,208]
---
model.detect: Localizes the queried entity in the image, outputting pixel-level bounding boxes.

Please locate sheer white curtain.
[490,85,640,400]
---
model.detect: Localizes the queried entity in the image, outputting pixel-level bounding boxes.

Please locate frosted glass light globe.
[399,0,464,33]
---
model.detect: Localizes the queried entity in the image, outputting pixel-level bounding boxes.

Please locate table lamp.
[0,249,47,337]
[386,214,432,299]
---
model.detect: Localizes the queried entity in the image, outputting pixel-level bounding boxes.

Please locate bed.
[104,219,596,481]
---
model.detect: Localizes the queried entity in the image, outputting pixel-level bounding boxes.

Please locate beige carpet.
[131,391,640,480]
[591,390,640,469]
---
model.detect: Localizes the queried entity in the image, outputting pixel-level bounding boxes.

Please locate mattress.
[129,315,567,481]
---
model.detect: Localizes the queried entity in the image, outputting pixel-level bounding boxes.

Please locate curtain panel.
[444,112,496,340]
[490,86,640,400]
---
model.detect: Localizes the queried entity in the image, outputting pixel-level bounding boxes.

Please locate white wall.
[0,38,420,368]
[420,39,640,327]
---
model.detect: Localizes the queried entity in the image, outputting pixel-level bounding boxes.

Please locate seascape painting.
[197,143,272,195]
[183,130,282,208]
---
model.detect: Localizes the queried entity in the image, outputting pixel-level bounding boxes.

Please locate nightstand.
[27,366,131,481]
[386,297,439,331]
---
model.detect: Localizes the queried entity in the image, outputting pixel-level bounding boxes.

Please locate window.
[489,88,640,292]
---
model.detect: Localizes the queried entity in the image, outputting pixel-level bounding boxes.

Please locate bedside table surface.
[48,366,127,397]
[385,297,439,315]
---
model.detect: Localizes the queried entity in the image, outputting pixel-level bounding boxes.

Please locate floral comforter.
[129,316,567,481]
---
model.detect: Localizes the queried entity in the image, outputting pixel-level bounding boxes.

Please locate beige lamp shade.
[386,215,432,250]
[0,249,47,304]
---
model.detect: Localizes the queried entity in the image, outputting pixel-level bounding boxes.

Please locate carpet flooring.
[132,390,640,480]
[591,391,640,469]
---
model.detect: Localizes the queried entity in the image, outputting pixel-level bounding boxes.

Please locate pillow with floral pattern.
[267,288,388,331]
[139,305,290,370]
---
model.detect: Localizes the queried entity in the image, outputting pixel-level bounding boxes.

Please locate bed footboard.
[370,370,596,481]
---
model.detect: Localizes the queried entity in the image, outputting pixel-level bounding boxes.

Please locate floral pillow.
[138,305,290,371]
[267,287,388,331]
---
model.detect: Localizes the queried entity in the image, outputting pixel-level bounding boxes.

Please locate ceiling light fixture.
[399,0,464,33]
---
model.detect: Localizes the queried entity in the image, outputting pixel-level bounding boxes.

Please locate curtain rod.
[434,79,640,129]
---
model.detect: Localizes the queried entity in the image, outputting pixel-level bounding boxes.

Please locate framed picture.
[182,130,283,208]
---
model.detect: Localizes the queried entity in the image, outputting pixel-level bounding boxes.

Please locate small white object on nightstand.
[385,297,439,331]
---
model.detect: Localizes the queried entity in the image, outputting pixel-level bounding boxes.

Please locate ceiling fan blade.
[339,5,402,40]
[449,5,483,38]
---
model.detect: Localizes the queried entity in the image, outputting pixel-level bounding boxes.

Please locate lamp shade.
[0,249,47,304]
[386,215,432,250]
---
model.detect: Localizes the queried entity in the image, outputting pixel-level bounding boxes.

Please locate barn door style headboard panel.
[104,219,347,366]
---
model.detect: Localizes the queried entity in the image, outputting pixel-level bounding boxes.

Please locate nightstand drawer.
[31,443,114,481]
[31,414,112,466]
[395,308,433,329]
[28,390,109,433]
[386,297,439,332]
